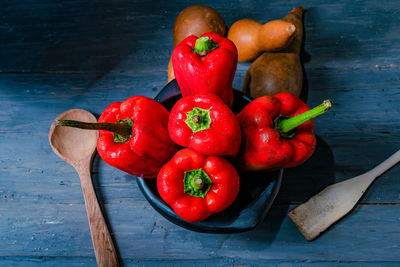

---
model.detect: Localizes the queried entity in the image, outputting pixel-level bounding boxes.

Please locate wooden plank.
[2,257,400,267]
[1,67,400,262]
[1,200,400,262]
[1,0,400,263]
[0,0,399,73]
[0,257,96,267]
[1,67,399,206]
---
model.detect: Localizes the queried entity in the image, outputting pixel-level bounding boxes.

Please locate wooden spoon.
[49,109,119,267]
[289,149,400,241]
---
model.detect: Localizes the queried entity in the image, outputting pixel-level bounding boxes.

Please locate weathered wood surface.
[1,0,400,73]
[1,0,400,266]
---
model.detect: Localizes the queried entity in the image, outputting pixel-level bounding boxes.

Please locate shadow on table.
[243,135,335,244]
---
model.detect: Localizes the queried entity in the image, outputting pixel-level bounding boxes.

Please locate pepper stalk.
[183,168,213,198]
[56,119,133,143]
[192,36,219,56]
[276,99,333,137]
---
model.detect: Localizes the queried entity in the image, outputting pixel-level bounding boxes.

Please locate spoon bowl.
[49,109,98,164]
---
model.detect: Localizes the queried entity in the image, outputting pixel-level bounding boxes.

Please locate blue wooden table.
[1,0,400,266]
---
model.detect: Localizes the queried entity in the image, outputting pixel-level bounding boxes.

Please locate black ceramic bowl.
[137,80,283,233]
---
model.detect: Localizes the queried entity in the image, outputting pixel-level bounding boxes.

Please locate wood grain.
[1,0,400,265]
[0,0,399,73]
[1,201,400,262]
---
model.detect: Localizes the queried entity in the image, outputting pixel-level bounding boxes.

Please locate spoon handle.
[77,162,119,267]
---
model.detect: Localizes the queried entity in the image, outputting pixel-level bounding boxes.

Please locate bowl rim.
[136,79,284,233]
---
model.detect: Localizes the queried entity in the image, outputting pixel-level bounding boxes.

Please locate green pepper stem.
[185,107,212,133]
[56,120,132,139]
[194,37,212,51]
[277,100,333,133]
[184,168,213,198]
[191,176,204,190]
[193,36,218,55]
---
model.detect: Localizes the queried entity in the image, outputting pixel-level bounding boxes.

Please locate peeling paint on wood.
[1,0,400,265]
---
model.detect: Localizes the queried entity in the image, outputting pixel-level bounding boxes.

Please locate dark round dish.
[137,80,283,233]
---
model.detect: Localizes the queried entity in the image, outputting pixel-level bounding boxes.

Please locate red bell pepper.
[168,94,241,157]
[237,93,332,171]
[56,96,179,178]
[172,32,238,107]
[157,148,240,222]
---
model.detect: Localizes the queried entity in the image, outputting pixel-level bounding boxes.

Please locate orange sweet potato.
[228,19,296,62]
[243,6,304,97]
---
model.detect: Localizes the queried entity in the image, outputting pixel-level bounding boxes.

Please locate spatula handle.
[77,162,119,267]
[367,149,400,179]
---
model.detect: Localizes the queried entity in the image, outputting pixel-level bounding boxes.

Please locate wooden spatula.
[288,149,400,241]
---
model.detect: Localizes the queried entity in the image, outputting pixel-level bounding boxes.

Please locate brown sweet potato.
[243,6,304,97]
[168,5,227,82]
[173,5,227,48]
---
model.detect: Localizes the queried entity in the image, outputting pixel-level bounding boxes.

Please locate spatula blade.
[288,174,372,241]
